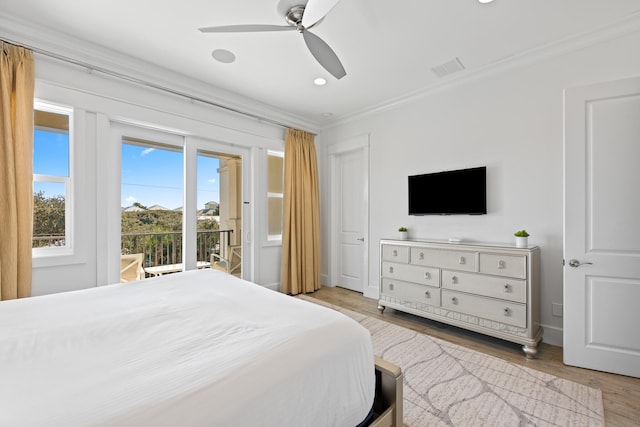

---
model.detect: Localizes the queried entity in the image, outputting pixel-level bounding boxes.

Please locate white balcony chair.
[120,253,145,282]
[210,245,242,275]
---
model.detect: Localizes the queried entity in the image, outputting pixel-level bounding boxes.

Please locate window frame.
[265,149,284,244]
[32,100,75,261]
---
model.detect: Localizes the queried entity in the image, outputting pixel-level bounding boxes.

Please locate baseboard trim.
[364,285,379,300]
[540,323,563,347]
[262,282,280,292]
[320,273,329,286]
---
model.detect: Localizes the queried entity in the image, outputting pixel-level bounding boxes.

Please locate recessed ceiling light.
[478,0,495,3]
[211,49,236,64]
[314,77,327,86]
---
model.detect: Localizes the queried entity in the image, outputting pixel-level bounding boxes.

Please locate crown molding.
[0,12,321,134]
[324,11,640,130]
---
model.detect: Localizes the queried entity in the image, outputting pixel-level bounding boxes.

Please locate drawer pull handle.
[503,307,510,316]
[388,283,394,291]
[393,250,398,257]
[504,284,510,292]
[498,260,506,269]
[451,297,458,304]
[419,252,424,260]
[424,272,431,280]
[425,291,431,298]
[459,256,465,265]
[451,276,458,284]
[389,266,394,273]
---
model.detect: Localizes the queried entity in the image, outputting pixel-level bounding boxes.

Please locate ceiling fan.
[199,0,346,79]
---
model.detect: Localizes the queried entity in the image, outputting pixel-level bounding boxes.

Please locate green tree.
[121,210,183,233]
[198,218,220,231]
[33,191,65,247]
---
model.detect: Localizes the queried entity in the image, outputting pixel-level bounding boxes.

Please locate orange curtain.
[280,129,320,295]
[0,41,34,300]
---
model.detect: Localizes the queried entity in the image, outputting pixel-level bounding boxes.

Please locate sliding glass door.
[108,123,249,284]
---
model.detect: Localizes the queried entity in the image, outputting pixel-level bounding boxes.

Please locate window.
[267,151,284,240]
[33,103,72,251]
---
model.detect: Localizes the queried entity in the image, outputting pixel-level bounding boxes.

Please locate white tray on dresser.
[378,239,543,358]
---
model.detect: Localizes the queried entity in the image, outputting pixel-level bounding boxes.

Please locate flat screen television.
[408,166,487,215]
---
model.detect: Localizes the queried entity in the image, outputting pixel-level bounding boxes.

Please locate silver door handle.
[357,237,365,242]
[568,259,593,268]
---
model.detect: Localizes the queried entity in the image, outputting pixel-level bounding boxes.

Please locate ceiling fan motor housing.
[286,5,306,30]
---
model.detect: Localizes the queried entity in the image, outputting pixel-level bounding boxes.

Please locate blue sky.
[33,129,68,198]
[122,143,220,210]
[34,130,220,210]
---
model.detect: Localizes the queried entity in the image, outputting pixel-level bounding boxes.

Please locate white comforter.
[0,269,375,426]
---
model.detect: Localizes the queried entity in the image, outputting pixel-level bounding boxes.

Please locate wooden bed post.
[372,356,403,427]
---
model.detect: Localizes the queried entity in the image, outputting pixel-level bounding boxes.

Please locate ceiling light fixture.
[314,77,327,86]
[478,0,495,3]
[211,49,236,64]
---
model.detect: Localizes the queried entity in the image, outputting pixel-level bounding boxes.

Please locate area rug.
[298,295,605,427]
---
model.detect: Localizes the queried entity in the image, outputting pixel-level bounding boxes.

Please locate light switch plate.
[552,303,563,317]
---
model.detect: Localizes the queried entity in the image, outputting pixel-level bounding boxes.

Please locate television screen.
[408,166,487,215]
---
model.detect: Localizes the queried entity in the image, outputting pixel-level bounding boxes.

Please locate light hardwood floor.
[310,286,640,427]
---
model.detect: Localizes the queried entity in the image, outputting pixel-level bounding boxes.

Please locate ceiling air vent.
[431,57,465,78]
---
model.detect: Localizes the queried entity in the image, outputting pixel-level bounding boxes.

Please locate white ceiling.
[1,0,640,128]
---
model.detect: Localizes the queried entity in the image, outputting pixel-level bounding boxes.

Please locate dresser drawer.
[381,262,440,287]
[479,253,526,279]
[410,248,476,272]
[441,270,526,303]
[381,245,410,263]
[442,290,526,328]
[381,278,440,305]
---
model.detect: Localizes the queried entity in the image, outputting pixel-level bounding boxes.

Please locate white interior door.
[330,137,369,293]
[564,76,640,378]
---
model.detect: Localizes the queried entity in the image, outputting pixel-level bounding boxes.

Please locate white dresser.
[378,239,542,357]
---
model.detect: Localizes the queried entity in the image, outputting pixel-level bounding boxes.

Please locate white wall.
[319,30,640,346]
[31,55,287,296]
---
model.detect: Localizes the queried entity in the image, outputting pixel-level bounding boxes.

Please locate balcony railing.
[33,230,236,277]
[121,229,234,269]
[33,235,66,248]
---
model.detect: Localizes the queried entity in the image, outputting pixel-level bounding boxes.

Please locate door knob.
[568,259,593,268]
[357,237,365,242]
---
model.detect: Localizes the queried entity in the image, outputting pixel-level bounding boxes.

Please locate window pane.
[121,143,183,209]
[267,154,283,194]
[33,181,66,248]
[268,197,283,237]
[267,152,284,239]
[197,153,220,265]
[34,110,69,176]
[197,154,220,216]
[121,141,183,280]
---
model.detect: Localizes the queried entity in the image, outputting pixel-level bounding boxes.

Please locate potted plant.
[514,229,530,248]
[398,227,408,240]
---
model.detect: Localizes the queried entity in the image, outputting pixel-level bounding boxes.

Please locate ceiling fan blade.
[302,31,346,79]
[302,0,342,28]
[199,24,295,33]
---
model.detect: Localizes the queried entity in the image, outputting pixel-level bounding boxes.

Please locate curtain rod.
[3,37,312,133]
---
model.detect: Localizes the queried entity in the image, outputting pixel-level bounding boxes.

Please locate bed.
[0,269,401,427]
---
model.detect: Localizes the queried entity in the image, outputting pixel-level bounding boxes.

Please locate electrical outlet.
[552,303,563,317]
